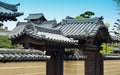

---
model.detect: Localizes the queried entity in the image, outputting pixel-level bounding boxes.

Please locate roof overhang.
[10,33,78,50]
[0,1,23,21]
[93,26,112,46]
[67,26,112,46]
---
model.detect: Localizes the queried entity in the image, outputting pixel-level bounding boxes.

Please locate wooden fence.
[0,60,120,75]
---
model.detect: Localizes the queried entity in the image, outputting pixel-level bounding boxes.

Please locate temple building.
[0,1,116,75]
[9,13,112,75]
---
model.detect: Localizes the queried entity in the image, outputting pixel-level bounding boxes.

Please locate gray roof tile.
[9,22,76,44]
[65,16,74,19]
[0,1,23,21]
[25,13,46,20]
[64,51,86,60]
[55,17,105,38]
[0,1,19,12]
[38,20,57,28]
[0,49,49,62]
[110,35,120,42]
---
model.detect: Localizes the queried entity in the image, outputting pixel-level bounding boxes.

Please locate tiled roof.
[113,47,120,51]
[110,35,120,42]
[16,20,57,29]
[24,13,46,20]
[9,22,77,44]
[65,16,74,19]
[64,51,120,60]
[0,49,49,62]
[55,17,105,38]
[38,20,57,28]
[103,54,120,60]
[0,1,23,21]
[64,51,86,60]
[0,1,19,12]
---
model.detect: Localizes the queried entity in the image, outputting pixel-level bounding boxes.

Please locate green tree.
[100,43,113,54]
[114,0,120,7]
[114,0,120,14]
[0,22,3,30]
[76,16,84,19]
[84,11,95,18]
[111,19,120,39]
[104,22,110,28]
[76,11,95,19]
[0,22,3,27]
[0,36,12,48]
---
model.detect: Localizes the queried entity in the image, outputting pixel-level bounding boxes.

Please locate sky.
[1,0,120,30]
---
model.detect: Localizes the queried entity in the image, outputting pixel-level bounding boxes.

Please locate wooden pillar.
[46,49,64,75]
[82,45,104,75]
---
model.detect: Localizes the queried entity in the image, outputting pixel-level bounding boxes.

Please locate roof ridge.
[63,17,101,24]
[0,49,44,54]
[24,13,46,20]
[29,13,43,15]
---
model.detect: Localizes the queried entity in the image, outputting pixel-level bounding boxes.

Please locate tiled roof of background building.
[24,13,46,20]
[37,20,57,28]
[64,51,120,60]
[110,35,120,42]
[64,51,86,60]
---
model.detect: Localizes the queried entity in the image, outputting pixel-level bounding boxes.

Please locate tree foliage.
[0,22,3,27]
[76,11,95,19]
[76,16,84,19]
[0,36,12,48]
[114,0,120,14]
[100,43,113,54]
[104,22,110,28]
[111,19,120,39]
[114,0,120,7]
[84,11,95,18]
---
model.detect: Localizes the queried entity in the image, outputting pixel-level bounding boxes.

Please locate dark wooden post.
[46,49,64,75]
[82,45,103,75]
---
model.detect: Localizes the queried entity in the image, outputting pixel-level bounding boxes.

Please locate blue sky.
[2,0,120,30]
